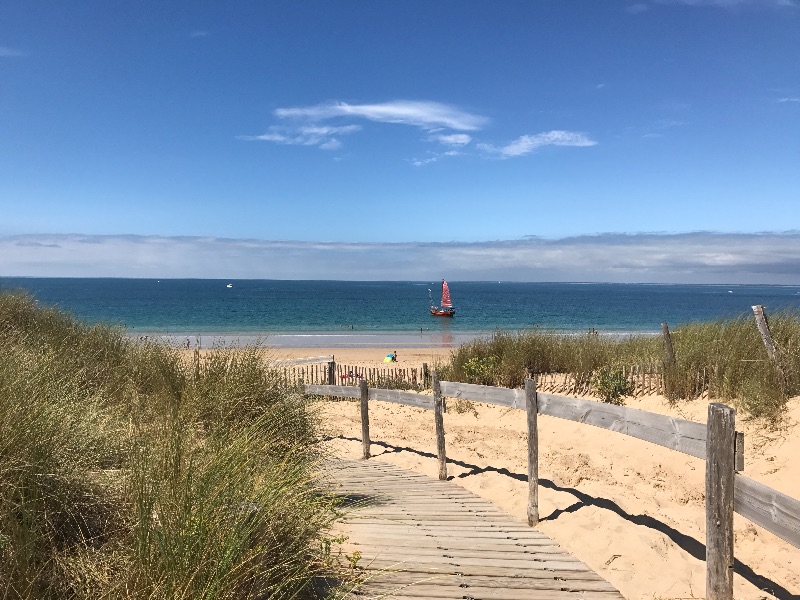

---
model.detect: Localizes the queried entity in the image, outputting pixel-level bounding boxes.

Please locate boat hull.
[430,307,455,317]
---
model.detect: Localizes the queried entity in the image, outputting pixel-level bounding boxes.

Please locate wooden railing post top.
[708,402,735,415]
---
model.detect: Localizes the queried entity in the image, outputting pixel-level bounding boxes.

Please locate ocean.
[2,278,800,348]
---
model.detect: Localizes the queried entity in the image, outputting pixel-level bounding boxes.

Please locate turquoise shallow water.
[3,278,800,348]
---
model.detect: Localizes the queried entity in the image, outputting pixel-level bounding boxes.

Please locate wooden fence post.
[422,362,429,387]
[525,377,539,526]
[359,379,370,460]
[751,305,778,362]
[327,360,336,385]
[432,372,447,480]
[752,305,786,391]
[706,403,735,600]
[661,323,675,397]
[661,322,675,364]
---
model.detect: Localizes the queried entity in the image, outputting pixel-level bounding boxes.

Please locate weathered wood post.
[422,362,429,387]
[359,379,370,460]
[432,372,447,480]
[751,305,778,362]
[752,305,786,392]
[661,323,675,397]
[706,403,736,600]
[661,323,675,364]
[525,377,539,526]
[327,359,336,385]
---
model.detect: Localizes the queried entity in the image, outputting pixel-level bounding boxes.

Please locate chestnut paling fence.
[274,356,680,396]
[304,375,800,600]
[273,355,430,389]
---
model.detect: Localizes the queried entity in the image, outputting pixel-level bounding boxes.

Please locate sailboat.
[429,279,456,317]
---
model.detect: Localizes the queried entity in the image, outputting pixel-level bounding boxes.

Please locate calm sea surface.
[3,278,800,348]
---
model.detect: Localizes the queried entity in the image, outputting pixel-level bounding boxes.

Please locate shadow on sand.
[325,434,794,599]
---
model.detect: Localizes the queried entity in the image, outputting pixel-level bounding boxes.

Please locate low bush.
[592,365,634,405]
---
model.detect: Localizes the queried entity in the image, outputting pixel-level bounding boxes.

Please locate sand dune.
[276,347,800,599]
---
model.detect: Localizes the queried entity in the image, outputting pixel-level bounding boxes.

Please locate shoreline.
[128,329,662,350]
[136,331,483,350]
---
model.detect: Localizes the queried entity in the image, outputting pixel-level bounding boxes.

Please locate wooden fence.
[305,376,800,600]
[279,359,692,398]
[535,362,671,397]
[273,356,430,389]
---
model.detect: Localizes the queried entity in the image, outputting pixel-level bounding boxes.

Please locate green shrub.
[462,355,500,386]
[592,366,634,405]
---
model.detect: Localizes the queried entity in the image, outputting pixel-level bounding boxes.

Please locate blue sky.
[1,0,799,281]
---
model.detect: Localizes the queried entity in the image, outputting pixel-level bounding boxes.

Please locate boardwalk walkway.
[328,458,624,599]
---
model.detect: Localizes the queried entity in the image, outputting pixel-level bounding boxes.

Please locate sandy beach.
[266,346,456,369]
[271,347,800,599]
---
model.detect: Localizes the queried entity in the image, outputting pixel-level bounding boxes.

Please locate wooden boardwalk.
[327,458,624,599]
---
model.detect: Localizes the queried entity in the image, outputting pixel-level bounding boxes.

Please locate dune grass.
[439,313,800,423]
[0,292,344,599]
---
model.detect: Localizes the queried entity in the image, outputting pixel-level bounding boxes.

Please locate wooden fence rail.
[305,377,800,600]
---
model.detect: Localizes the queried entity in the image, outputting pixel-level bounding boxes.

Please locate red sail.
[441,280,452,308]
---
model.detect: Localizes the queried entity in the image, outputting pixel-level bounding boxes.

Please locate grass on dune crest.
[439,313,800,424]
[0,292,346,600]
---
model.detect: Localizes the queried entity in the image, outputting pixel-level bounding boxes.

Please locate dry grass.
[439,314,800,423]
[0,292,347,599]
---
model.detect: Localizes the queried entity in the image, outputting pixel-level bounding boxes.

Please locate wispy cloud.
[244,99,595,162]
[0,46,24,57]
[238,124,361,150]
[411,156,439,167]
[778,97,800,103]
[242,100,486,156]
[274,100,488,131]
[652,0,796,7]
[5,232,800,283]
[189,30,209,38]
[478,131,597,158]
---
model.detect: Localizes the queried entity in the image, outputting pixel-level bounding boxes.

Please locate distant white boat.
[226,284,233,288]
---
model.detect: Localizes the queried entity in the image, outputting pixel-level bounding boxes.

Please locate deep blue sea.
[3,278,800,348]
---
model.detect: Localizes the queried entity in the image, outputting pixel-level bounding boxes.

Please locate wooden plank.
[537,392,709,461]
[351,569,610,585]
[357,585,621,599]
[365,575,618,592]
[440,381,524,408]
[346,513,520,527]
[303,383,360,399]
[349,547,583,564]
[734,474,800,549]
[357,559,595,575]
[369,388,435,410]
[439,381,741,463]
[356,553,585,571]
[348,539,572,552]
[706,403,735,600]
